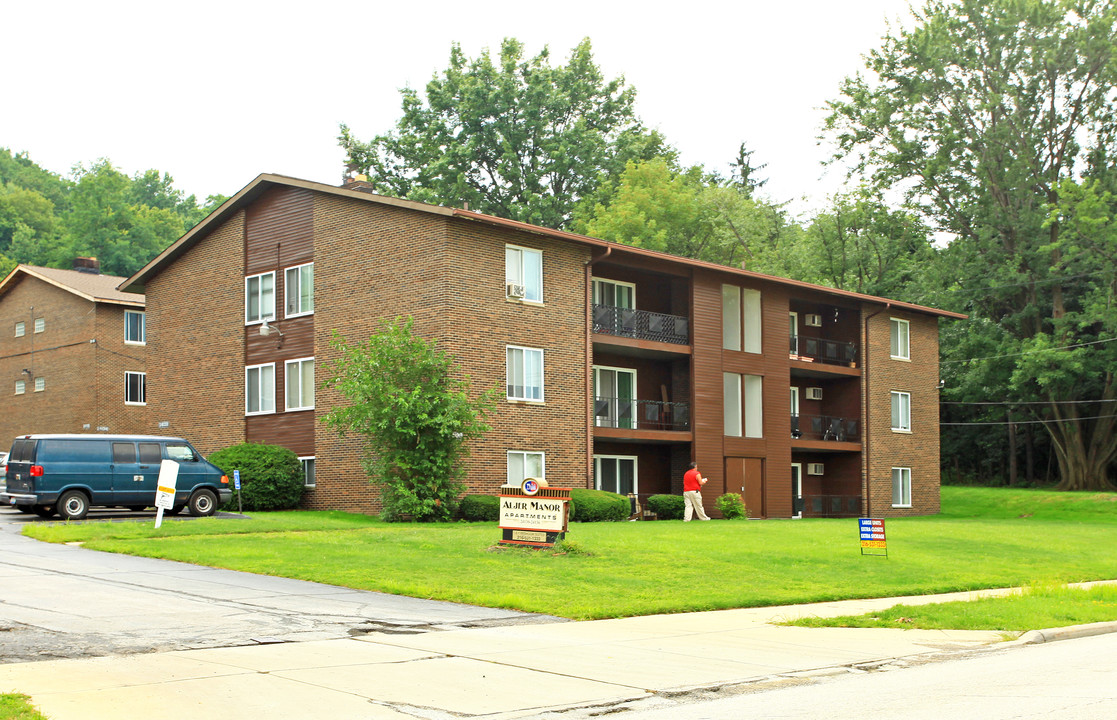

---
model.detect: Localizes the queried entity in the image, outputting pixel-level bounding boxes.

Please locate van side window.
[40,440,109,462]
[166,444,197,462]
[138,443,162,464]
[112,443,135,464]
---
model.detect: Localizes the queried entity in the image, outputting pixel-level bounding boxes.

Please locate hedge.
[570,488,629,522]
[207,443,304,511]
[647,493,685,520]
[459,494,500,522]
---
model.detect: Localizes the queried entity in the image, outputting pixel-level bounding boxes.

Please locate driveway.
[0,506,559,664]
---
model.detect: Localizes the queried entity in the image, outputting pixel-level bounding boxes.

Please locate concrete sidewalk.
[4,585,1094,720]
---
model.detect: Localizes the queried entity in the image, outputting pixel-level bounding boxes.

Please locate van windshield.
[166,444,198,462]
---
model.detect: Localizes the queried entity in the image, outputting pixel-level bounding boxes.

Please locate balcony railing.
[594,397,691,431]
[790,336,857,367]
[791,414,860,442]
[806,495,862,518]
[593,305,689,345]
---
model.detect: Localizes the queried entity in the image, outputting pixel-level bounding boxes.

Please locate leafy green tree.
[322,317,498,521]
[339,38,663,230]
[825,0,1117,490]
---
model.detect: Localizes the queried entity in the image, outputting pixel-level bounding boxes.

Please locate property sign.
[859,518,887,557]
[153,460,179,529]
[498,484,571,548]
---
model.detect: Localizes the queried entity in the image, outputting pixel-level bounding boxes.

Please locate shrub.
[647,494,685,520]
[207,443,304,511]
[716,493,748,519]
[459,494,500,522]
[569,488,629,522]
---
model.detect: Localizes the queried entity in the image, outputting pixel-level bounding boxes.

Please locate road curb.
[1014,620,1117,645]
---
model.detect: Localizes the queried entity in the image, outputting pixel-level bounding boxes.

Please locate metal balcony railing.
[806,495,863,518]
[593,305,689,345]
[790,336,857,367]
[791,414,860,442]
[594,397,691,431]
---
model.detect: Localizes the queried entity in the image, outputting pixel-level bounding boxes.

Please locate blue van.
[1,434,232,520]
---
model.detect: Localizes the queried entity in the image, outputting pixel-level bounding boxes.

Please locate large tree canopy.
[339,38,669,230]
[826,0,1117,490]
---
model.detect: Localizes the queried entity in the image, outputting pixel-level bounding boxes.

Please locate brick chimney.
[73,257,101,274]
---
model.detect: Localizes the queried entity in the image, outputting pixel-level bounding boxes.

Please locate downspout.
[862,302,889,519]
[584,247,613,488]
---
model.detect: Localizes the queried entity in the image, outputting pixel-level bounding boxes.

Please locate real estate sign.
[859,518,887,557]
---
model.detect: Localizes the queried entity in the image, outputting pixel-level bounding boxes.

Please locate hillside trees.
[825,0,1117,489]
[339,38,672,230]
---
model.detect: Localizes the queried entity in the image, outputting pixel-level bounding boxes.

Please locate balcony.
[791,414,860,443]
[593,305,689,345]
[594,397,690,432]
[805,495,862,518]
[790,336,857,367]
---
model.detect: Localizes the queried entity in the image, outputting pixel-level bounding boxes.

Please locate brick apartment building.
[120,174,964,518]
[0,262,149,440]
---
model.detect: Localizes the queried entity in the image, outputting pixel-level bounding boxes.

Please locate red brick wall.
[144,212,247,453]
[0,275,148,439]
[863,310,941,516]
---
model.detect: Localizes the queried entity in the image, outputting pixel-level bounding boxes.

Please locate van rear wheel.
[58,491,89,521]
[188,489,217,517]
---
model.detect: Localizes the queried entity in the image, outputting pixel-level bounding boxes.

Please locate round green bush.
[647,494,685,520]
[716,493,747,519]
[569,488,629,522]
[207,443,304,511]
[459,494,500,522]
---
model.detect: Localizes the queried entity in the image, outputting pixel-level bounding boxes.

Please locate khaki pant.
[683,490,710,521]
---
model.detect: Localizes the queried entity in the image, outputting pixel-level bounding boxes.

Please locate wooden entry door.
[725,457,764,518]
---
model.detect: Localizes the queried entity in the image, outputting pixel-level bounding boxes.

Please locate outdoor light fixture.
[259,319,285,348]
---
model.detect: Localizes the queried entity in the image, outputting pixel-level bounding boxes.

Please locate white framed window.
[890,318,910,360]
[15,380,25,395]
[34,377,45,392]
[592,278,635,309]
[285,263,314,317]
[594,455,637,495]
[245,363,275,415]
[507,451,545,485]
[724,372,742,436]
[505,245,543,303]
[506,346,544,401]
[789,312,798,354]
[125,372,147,405]
[722,285,761,353]
[593,365,637,429]
[285,357,315,411]
[125,311,146,345]
[724,372,763,438]
[245,272,276,324]
[299,456,316,488]
[892,467,912,507]
[14,321,24,337]
[33,318,44,334]
[891,391,911,432]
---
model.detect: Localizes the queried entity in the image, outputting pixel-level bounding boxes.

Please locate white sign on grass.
[153,460,179,529]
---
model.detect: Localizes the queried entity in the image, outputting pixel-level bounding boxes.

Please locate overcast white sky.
[3,0,914,219]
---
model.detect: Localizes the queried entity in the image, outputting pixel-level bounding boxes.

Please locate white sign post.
[153,459,179,529]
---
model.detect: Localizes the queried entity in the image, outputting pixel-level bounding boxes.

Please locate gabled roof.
[0,265,144,308]
[119,173,965,320]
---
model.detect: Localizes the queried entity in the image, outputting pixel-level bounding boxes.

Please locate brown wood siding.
[244,185,315,456]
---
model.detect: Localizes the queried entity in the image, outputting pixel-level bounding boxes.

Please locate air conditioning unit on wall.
[805,387,823,401]
[807,463,825,476]
[804,313,823,327]
[506,282,526,299]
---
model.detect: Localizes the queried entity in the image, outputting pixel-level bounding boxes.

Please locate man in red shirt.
[683,462,710,521]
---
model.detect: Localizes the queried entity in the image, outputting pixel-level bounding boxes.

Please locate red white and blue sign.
[859,518,888,556]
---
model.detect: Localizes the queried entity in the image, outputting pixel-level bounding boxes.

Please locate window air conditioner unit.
[805,387,823,401]
[506,282,526,299]
[807,463,825,476]
[804,314,823,327]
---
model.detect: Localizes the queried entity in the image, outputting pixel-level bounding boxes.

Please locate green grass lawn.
[0,694,47,720]
[21,487,1117,621]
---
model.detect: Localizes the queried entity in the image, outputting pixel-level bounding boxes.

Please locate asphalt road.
[601,632,1117,719]
[0,506,558,664]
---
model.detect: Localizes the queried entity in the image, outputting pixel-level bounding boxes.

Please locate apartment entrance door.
[791,463,803,518]
[725,457,764,518]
